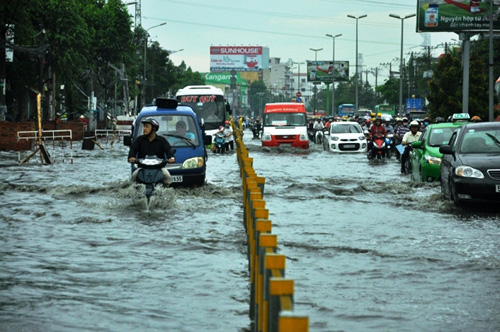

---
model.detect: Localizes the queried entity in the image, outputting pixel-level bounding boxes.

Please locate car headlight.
[331,136,339,141]
[182,157,204,169]
[299,133,308,141]
[455,166,484,179]
[425,156,441,165]
[262,133,271,141]
[358,136,365,141]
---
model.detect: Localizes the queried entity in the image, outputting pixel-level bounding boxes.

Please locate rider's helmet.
[225,120,230,125]
[377,112,382,118]
[374,117,382,124]
[396,117,402,123]
[402,117,409,123]
[141,117,159,132]
[434,117,445,123]
[471,115,482,122]
[409,120,420,128]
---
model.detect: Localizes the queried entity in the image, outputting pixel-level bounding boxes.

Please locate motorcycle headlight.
[425,156,441,165]
[331,136,339,141]
[182,157,204,169]
[455,166,484,179]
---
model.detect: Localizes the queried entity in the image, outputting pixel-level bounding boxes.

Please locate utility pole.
[326,33,341,117]
[310,48,323,115]
[347,14,367,113]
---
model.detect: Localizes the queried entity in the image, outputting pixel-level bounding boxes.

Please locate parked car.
[439,122,500,206]
[323,121,367,153]
[409,121,464,182]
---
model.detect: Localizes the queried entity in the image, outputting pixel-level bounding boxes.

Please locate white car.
[323,121,368,153]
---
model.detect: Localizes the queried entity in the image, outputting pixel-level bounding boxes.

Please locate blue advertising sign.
[405,98,424,111]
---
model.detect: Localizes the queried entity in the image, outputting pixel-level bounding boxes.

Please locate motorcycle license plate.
[343,144,355,148]
[496,184,500,193]
[171,175,183,183]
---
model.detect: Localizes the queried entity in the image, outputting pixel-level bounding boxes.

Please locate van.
[261,102,309,149]
[124,98,212,186]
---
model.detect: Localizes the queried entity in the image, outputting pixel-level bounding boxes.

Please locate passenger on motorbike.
[368,117,387,159]
[223,120,234,151]
[400,120,422,174]
[394,117,409,160]
[128,118,175,187]
[383,119,394,134]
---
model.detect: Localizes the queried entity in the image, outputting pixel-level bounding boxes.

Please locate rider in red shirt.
[369,117,387,138]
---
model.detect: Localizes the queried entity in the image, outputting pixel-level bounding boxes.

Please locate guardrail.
[233,127,309,332]
[94,129,130,146]
[16,129,73,164]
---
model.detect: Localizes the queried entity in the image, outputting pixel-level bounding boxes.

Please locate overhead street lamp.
[326,33,341,117]
[168,48,184,55]
[389,13,416,115]
[143,22,166,107]
[347,14,367,113]
[310,48,323,114]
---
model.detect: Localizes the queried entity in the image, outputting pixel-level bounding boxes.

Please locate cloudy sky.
[128,0,458,85]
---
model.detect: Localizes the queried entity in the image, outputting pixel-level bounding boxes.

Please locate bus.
[374,104,395,117]
[175,85,227,142]
[338,104,355,117]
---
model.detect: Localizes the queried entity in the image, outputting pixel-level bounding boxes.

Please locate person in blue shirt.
[169,120,195,146]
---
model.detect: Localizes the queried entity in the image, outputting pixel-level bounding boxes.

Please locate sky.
[127,0,459,86]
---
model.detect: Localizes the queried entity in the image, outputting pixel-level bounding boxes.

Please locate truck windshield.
[264,113,307,127]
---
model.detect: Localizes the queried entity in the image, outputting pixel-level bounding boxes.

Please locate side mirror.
[204,134,213,146]
[439,145,453,154]
[124,135,131,146]
[412,141,423,149]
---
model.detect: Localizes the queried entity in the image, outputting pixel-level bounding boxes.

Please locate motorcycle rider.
[128,118,175,187]
[313,118,324,143]
[368,117,387,159]
[400,120,422,174]
[394,117,409,161]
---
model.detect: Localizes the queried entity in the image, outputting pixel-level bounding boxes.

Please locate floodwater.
[1,131,499,332]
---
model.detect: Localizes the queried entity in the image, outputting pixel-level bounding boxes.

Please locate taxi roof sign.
[452,113,470,121]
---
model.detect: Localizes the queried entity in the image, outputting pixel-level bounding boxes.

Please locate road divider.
[233,127,309,332]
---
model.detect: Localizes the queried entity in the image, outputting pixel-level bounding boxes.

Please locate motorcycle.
[368,134,388,160]
[252,122,262,139]
[133,156,169,204]
[213,132,225,153]
[314,129,324,144]
[385,134,393,159]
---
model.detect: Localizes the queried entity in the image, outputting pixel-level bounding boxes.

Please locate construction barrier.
[17,129,73,164]
[233,126,309,332]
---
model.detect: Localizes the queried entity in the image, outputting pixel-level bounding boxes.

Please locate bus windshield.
[264,113,307,127]
[176,86,227,132]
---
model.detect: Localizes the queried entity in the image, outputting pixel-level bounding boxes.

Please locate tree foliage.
[2,0,204,121]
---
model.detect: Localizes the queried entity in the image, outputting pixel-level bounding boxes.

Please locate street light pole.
[347,14,367,113]
[143,22,166,107]
[389,13,415,116]
[326,33,341,117]
[310,48,323,115]
[292,61,305,97]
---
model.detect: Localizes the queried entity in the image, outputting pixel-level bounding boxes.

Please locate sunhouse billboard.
[210,46,269,72]
[306,60,349,83]
[416,0,500,32]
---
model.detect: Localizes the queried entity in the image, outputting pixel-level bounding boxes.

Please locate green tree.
[427,53,462,119]
[248,80,267,116]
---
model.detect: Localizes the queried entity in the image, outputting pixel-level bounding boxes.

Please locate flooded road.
[1,131,499,331]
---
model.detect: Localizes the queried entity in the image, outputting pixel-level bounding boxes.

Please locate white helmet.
[410,120,420,127]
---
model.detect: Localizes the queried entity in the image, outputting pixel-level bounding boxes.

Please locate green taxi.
[410,115,469,182]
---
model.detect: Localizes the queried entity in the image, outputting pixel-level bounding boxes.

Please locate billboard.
[416,0,500,32]
[306,60,349,83]
[210,46,265,72]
